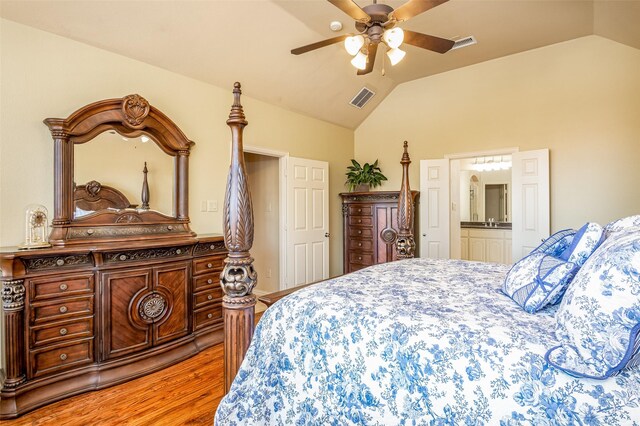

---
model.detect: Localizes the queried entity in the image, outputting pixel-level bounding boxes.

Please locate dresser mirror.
[74,130,174,218]
[45,94,196,246]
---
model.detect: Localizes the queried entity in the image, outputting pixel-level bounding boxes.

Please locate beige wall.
[245,153,280,296]
[355,36,640,231]
[0,19,353,278]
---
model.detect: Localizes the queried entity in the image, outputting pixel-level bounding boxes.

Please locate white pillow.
[604,215,640,239]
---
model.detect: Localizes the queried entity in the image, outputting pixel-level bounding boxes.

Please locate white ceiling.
[1,0,639,129]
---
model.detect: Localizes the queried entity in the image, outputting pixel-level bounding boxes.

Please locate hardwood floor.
[0,342,225,425]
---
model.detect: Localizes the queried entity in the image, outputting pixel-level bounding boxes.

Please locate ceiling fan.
[291,0,455,75]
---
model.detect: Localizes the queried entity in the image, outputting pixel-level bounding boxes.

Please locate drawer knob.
[358,230,362,234]
[60,353,68,361]
[167,225,174,231]
[207,294,213,300]
[59,306,68,313]
[358,256,362,261]
[119,254,127,261]
[87,229,94,235]
[358,208,362,212]
[207,313,213,319]
[207,279,213,284]
[56,259,65,266]
[60,328,68,336]
[59,283,68,291]
[175,249,182,255]
[358,243,362,247]
[207,263,213,268]
[209,244,216,250]
[358,219,362,223]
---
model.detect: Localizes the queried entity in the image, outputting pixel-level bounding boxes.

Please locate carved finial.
[396,141,415,259]
[141,162,150,210]
[227,82,247,126]
[401,141,411,164]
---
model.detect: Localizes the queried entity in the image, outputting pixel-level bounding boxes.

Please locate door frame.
[243,145,289,291]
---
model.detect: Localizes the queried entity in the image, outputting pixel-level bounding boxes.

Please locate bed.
[215,83,640,424]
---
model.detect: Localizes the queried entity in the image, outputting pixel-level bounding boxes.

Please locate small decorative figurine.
[18,204,52,249]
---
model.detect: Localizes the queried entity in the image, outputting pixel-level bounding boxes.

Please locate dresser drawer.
[31,296,94,324]
[29,273,94,301]
[29,339,94,378]
[192,256,225,275]
[30,317,93,348]
[349,252,374,265]
[349,227,374,239]
[194,305,222,331]
[350,239,373,251]
[194,288,223,309]
[348,205,372,216]
[193,273,220,292]
[348,263,368,273]
[348,216,373,227]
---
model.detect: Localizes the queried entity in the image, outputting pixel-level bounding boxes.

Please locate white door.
[285,157,329,289]
[419,159,450,259]
[511,149,550,261]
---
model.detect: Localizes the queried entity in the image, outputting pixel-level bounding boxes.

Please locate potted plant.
[345,159,388,192]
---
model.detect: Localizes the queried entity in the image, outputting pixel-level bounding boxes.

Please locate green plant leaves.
[344,159,388,192]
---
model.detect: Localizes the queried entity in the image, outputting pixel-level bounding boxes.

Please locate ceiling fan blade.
[403,30,454,54]
[291,34,350,55]
[391,0,449,22]
[357,43,378,76]
[328,0,371,22]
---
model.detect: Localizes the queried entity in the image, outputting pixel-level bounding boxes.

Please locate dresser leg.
[1,279,26,389]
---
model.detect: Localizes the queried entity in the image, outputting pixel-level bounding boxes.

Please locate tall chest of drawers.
[0,235,226,419]
[340,191,419,273]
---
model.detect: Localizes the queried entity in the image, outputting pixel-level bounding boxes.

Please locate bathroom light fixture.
[471,156,512,172]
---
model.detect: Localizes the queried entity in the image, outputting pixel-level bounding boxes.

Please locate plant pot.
[354,184,370,192]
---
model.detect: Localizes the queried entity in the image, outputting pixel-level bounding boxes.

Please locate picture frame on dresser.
[0,95,226,419]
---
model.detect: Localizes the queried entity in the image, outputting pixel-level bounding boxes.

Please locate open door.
[419,159,450,259]
[511,149,550,261]
[285,157,329,288]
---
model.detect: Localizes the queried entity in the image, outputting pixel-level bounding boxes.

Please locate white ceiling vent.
[349,87,375,109]
[451,36,478,50]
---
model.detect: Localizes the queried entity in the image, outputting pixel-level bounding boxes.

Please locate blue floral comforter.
[215,258,640,425]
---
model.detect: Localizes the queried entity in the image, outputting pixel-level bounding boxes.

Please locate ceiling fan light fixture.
[386,47,406,66]
[344,35,365,56]
[351,51,368,70]
[383,27,404,49]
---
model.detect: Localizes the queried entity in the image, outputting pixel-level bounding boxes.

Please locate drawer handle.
[207,263,213,268]
[59,283,68,291]
[59,306,68,313]
[358,230,362,234]
[358,256,362,261]
[60,328,68,336]
[119,254,127,261]
[207,279,213,284]
[56,259,65,266]
[167,225,174,231]
[210,244,216,250]
[358,243,362,247]
[207,294,213,300]
[176,249,182,255]
[207,313,213,319]
[358,208,362,212]
[358,219,362,223]
[60,353,68,361]
[87,229,94,235]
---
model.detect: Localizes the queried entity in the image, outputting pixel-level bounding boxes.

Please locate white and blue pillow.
[559,222,604,266]
[604,215,640,239]
[546,228,640,379]
[532,228,576,258]
[503,252,579,314]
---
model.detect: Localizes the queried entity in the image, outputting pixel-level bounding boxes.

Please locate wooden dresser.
[0,235,226,418]
[340,191,419,273]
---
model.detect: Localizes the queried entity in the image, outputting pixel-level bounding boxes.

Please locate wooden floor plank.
[0,343,224,426]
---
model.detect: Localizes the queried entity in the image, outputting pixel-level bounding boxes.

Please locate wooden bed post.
[220,82,257,393]
[396,141,415,259]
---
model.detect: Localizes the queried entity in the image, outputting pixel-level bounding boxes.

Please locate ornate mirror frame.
[44,94,196,246]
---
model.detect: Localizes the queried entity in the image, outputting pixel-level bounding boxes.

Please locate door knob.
[324,233,330,238]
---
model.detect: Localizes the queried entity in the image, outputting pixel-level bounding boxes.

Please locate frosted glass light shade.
[344,35,365,56]
[383,27,404,49]
[386,47,406,66]
[351,51,368,70]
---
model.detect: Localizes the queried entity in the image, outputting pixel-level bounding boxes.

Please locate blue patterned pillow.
[503,252,579,313]
[559,222,604,266]
[546,228,640,379]
[532,228,576,258]
[604,215,640,239]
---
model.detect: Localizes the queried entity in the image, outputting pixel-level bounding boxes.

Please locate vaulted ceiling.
[1,0,639,129]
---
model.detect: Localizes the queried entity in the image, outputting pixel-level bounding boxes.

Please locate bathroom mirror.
[459,159,512,223]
